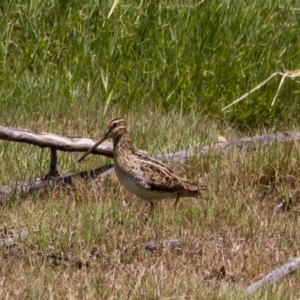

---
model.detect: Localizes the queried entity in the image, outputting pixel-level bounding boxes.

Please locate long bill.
[77,135,107,163]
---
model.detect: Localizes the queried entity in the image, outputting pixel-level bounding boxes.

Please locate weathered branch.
[1,126,300,163]
[1,126,300,201]
[246,256,300,293]
[145,238,204,251]
[0,164,114,203]
[155,131,300,162]
[0,125,114,158]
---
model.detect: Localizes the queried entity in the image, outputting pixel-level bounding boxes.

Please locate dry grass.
[1,113,300,299]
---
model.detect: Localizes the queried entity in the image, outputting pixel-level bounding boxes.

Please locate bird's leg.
[149,201,155,212]
[174,195,180,207]
[144,201,154,224]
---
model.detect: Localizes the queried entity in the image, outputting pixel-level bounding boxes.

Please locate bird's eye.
[113,122,117,127]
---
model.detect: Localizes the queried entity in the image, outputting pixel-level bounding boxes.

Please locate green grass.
[0,0,300,128]
[1,0,300,299]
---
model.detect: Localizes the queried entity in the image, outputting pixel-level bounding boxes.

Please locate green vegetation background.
[1,0,299,129]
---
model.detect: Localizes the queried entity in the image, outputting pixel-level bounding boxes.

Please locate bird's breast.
[114,163,176,201]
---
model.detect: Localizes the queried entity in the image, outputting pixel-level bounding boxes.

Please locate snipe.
[78,118,207,211]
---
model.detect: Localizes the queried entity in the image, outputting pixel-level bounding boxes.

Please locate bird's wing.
[134,151,203,192]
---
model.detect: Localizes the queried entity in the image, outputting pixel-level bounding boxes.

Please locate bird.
[78,117,207,212]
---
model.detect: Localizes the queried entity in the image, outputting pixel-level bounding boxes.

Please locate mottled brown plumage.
[78,117,207,211]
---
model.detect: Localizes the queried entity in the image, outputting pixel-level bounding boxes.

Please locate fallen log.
[1,125,300,162]
[1,125,300,201]
[155,131,300,161]
[0,164,114,203]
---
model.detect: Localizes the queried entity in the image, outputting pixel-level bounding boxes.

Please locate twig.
[145,238,204,251]
[271,70,300,106]
[222,72,284,111]
[222,70,300,111]
[145,236,283,252]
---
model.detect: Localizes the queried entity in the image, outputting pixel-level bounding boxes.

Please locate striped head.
[103,117,127,139]
[77,117,127,163]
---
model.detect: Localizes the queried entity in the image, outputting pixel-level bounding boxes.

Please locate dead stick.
[0,125,114,158]
[1,125,300,162]
[246,256,300,293]
[0,164,114,202]
[145,239,204,251]
[145,235,293,252]
[1,126,300,201]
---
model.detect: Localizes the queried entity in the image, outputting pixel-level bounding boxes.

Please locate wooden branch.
[145,236,287,252]
[155,131,300,162]
[0,125,114,158]
[145,238,203,251]
[1,125,300,201]
[246,256,300,293]
[1,126,300,163]
[0,164,114,203]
